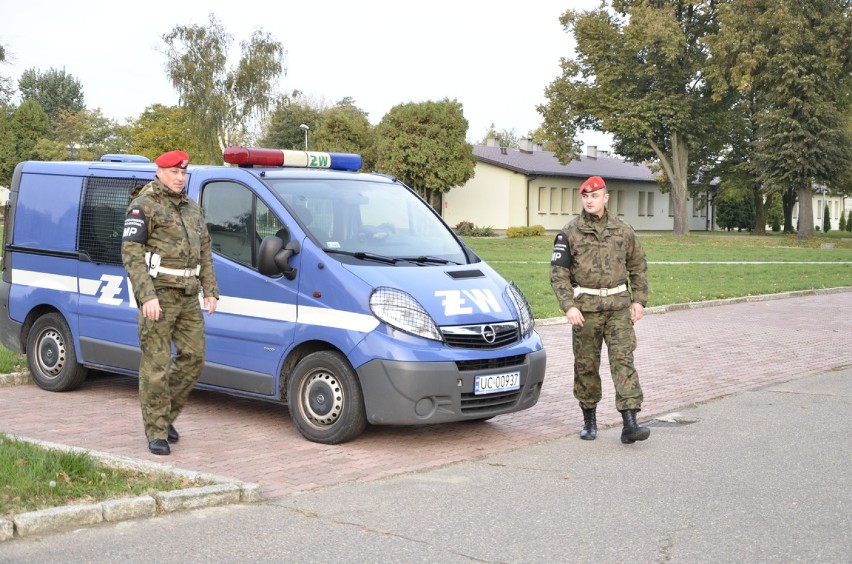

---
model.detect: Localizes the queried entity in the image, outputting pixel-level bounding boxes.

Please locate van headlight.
[506,282,535,336]
[369,287,443,341]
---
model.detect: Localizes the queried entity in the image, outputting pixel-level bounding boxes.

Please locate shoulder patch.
[550,231,572,267]
[122,207,148,243]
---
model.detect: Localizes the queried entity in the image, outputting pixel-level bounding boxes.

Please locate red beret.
[579,176,606,194]
[155,150,190,169]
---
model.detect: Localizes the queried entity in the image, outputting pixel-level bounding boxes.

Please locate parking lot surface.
[1,290,850,499]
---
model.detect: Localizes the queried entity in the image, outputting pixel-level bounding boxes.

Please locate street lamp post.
[299,124,309,150]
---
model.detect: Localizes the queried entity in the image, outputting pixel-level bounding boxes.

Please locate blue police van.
[0,148,546,444]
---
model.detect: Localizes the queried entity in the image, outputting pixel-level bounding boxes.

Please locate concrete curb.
[0,371,31,387]
[0,434,261,542]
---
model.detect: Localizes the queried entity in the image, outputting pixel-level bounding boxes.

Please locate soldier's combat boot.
[580,407,597,440]
[620,409,650,444]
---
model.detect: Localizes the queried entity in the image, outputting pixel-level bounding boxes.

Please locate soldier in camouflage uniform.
[121,150,219,456]
[550,175,650,444]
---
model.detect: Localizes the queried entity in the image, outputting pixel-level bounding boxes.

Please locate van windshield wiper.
[324,248,399,264]
[397,256,460,265]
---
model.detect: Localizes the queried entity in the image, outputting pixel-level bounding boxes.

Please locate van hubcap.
[302,372,343,426]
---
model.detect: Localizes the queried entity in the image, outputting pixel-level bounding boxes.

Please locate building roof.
[473,145,657,184]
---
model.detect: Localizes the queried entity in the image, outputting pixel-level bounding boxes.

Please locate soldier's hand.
[566,306,584,328]
[204,296,218,316]
[142,298,162,321]
[631,303,644,323]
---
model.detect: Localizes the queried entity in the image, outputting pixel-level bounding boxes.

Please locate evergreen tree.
[823,203,831,233]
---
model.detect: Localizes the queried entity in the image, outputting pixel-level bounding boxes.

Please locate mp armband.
[550,231,571,268]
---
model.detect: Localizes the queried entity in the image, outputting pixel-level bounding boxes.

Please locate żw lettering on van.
[434,289,502,316]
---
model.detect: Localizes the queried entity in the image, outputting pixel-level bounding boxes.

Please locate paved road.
[1,290,851,561]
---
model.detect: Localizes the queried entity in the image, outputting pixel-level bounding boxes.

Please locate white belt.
[573,283,627,298]
[158,265,200,277]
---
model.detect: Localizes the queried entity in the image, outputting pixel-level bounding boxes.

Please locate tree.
[313,99,376,169]
[539,1,731,236]
[17,67,85,124]
[706,0,852,239]
[0,100,50,185]
[0,106,16,185]
[839,209,847,232]
[0,44,13,106]
[373,99,476,210]
[714,183,755,232]
[162,14,286,164]
[823,203,832,233]
[847,210,852,232]
[259,90,326,151]
[126,104,206,162]
[480,123,520,148]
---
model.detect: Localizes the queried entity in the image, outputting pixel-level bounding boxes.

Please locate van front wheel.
[26,313,88,392]
[287,351,367,444]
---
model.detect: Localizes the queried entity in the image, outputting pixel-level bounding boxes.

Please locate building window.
[647,192,654,217]
[572,189,581,215]
[551,187,560,214]
[817,199,822,219]
[669,193,674,217]
[561,187,572,215]
[638,192,646,216]
[538,186,548,214]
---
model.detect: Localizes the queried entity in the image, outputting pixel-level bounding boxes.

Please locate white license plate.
[474,371,521,395]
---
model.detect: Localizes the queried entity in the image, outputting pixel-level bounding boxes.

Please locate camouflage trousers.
[571,307,643,412]
[138,288,205,442]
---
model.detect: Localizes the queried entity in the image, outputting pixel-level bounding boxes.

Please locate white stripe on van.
[12,269,380,333]
[217,295,296,320]
[13,269,78,292]
[297,306,380,333]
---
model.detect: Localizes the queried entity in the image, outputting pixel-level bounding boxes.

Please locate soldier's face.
[158,167,187,193]
[581,189,609,217]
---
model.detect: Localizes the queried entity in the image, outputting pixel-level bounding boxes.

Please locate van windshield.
[267,177,468,265]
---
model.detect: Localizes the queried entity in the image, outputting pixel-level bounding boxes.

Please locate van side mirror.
[258,235,301,279]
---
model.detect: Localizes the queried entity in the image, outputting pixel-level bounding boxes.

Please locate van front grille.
[440,322,519,349]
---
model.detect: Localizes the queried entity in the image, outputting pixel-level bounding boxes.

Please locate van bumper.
[357,348,546,425]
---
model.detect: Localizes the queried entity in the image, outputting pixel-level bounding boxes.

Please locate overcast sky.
[2,0,612,150]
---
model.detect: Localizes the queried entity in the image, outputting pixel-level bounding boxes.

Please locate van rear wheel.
[287,351,367,444]
[26,313,88,391]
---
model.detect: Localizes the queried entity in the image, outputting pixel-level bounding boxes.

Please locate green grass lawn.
[464,231,852,320]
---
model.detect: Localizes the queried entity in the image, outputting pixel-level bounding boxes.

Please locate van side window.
[79,177,143,265]
[202,181,284,268]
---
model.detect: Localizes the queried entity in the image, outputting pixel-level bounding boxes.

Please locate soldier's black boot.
[620,409,650,444]
[580,407,597,440]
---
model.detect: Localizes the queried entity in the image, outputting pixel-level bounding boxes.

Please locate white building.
[443,141,713,232]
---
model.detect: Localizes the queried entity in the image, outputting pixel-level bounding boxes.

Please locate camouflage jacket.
[121,178,219,305]
[550,209,648,313]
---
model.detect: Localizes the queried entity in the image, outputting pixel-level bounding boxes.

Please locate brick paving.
[1,290,850,499]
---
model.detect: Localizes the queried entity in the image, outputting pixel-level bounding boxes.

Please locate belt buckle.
[599,288,607,297]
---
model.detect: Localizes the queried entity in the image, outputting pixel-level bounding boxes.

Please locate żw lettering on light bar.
[223,147,362,171]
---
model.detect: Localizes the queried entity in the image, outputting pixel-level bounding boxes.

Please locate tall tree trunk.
[753,186,766,235]
[796,185,815,239]
[782,188,796,233]
[649,133,690,236]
